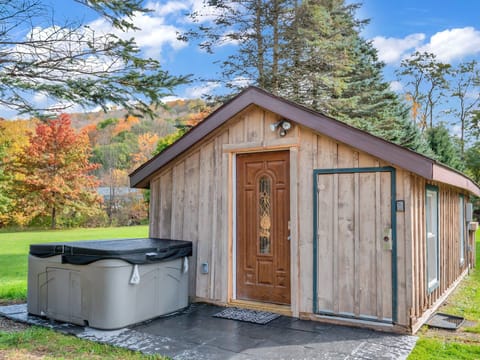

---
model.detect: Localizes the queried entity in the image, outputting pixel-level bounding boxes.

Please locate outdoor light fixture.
[270,119,292,137]
[270,121,281,132]
[281,121,291,130]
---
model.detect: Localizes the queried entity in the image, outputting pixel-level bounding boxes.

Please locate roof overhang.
[129,86,480,197]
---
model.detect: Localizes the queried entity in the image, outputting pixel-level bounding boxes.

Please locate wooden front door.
[236,151,291,305]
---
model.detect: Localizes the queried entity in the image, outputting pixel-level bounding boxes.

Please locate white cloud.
[372,33,425,64]
[146,1,189,17]
[216,30,241,47]
[11,26,87,62]
[184,0,227,23]
[389,81,403,92]
[451,124,461,137]
[416,27,480,62]
[184,82,220,98]
[229,77,253,88]
[32,92,48,105]
[161,95,184,102]
[128,13,186,56]
[88,9,187,60]
[38,102,81,115]
[373,27,480,65]
[88,1,235,57]
[466,90,480,100]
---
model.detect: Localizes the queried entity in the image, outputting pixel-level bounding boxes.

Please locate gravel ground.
[0,316,29,332]
[0,301,30,333]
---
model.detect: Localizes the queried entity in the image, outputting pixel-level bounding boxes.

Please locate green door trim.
[312,166,397,324]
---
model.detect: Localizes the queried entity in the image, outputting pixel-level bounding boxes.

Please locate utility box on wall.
[466,203,473,222]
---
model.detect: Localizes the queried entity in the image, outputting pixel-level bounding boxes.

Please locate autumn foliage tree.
[132,132,159,168]
[0,119,34,226]
[154,104,212,155]
[0,142,10,224]
[10,114,101,228]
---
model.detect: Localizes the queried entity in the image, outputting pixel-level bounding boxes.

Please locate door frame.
[229,147,297,314]
[312,166,398,324]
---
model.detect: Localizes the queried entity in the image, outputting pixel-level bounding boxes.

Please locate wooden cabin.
[130,87,479,333]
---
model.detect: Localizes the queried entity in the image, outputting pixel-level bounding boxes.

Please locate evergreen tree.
[425,123,463,171]
[465,142,480,184]
[0,0,190,117]
[337,40,428,151]
[182,0,294,93]
[280,1,428,151]
[280,0,359,112]
[184,0,427,152]
[469,110,480,141]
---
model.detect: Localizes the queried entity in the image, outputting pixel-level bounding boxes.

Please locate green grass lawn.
[0,226,159,359]
[408,230,480,360]
[440,234,480,334]
[0,226,479,359]
[409,338,480,360]
[0,226,148,300]
[0,326,165,359]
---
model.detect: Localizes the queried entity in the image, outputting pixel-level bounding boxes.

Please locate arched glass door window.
[258,176,272,254]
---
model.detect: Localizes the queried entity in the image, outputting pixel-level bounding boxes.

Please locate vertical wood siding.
[298,130,407,324]
[314,169,393,322]
[149,106,298,303]
[148,105,470,332]
[409,176,469,328]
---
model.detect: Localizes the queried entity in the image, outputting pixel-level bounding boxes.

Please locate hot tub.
[27,238,192,329]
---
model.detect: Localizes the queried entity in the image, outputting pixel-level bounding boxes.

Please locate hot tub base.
[27,238,191,329]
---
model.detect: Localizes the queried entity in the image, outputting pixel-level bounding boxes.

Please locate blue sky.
[3,0,480,118]
[153,0,480,100]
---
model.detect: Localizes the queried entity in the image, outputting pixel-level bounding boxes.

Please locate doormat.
[426,313,465,330]
[213,307,280,325]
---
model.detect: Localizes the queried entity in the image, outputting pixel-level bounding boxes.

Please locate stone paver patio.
[0,303,417,359]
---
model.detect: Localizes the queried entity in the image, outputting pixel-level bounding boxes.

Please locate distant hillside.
[0,98,216,227]
[68,98,208,130]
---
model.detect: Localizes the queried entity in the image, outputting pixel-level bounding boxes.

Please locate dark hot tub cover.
[29,238,192,265]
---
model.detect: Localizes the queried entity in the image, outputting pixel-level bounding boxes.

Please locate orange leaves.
[138,132,159,149]
[184,108,212,127]
[21,115,99,176]
[112,115,140,137]
[405,93,427,129]
[166,99,186,108]
[132,132,159,168]
[101,168,129,188]
[11,114,102,228]
[82,123,100,147]
[1,98,213,227]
